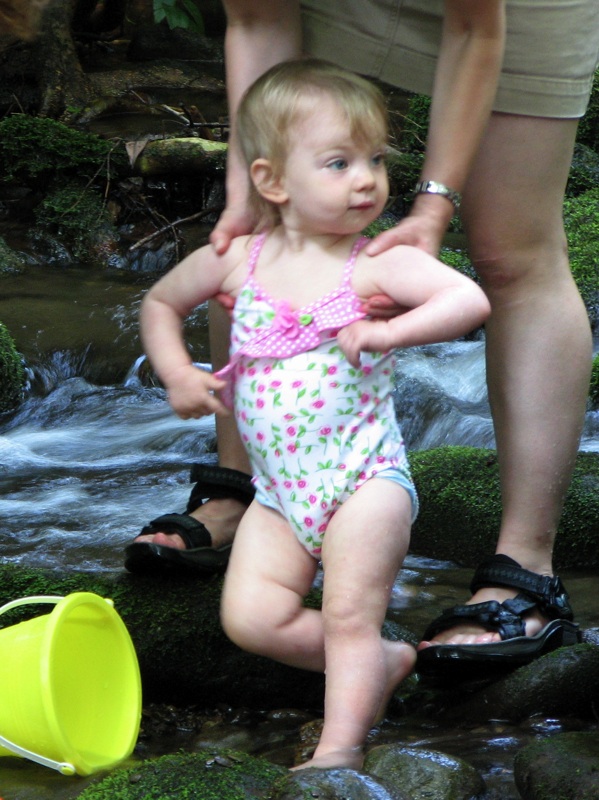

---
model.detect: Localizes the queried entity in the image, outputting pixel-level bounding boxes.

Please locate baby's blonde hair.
[236,58,389,227]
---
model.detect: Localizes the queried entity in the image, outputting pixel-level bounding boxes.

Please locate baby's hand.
[337,320,392,368]
[165,365,229,419]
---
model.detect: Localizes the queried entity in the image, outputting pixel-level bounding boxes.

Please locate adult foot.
[133,496,248,551]
[124,465,255,575]
[417,554,561,649]
[415,555,579,681]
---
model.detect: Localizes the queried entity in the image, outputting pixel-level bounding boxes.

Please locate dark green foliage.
[154,0,205,33]
[0,115,126,184]
[0,322,25,413]
[576,69,599,151]
[567,143,599,197]
[399,93,431,154]
[562,187,599,314]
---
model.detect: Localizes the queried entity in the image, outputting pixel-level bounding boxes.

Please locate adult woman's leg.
[125,302,251,572]
[423,112,592,647]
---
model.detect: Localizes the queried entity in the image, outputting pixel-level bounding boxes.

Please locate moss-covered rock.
[0,564,325,711]
[33,177,120,265]
[0,321,25,413]
[409,447,599,569]
[75,749,286,800]
[514,732,599,800]
[0,236,27,275]
[0,115,126,184]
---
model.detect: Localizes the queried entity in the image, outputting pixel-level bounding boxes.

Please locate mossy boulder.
[75,749,286,800]
[0,236,26,275]
[0,321,25,413]
[0,564,325,711]
[409,447,599,569]
[514,731,599,800]
[0,115,126,184]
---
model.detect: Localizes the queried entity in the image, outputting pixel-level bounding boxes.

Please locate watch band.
[414,180,461,211]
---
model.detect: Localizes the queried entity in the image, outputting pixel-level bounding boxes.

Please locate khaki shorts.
[301,0,599,118]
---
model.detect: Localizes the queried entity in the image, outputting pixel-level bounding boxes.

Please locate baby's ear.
[250,158,288,205]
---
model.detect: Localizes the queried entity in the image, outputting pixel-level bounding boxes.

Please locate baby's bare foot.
[291,747,364,771]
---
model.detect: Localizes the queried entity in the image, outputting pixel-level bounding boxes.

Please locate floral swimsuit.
[216,233,418,557]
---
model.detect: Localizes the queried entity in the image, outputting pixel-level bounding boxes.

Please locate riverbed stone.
[364,744,485,800]
[272,766,411,800]
[513,731,599,800]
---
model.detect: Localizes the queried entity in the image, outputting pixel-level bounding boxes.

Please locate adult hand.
[365,209,447,258]
[209,200,258,255]
[362,205,450,316]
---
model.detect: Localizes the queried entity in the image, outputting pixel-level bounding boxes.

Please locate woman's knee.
[465,223,569,297]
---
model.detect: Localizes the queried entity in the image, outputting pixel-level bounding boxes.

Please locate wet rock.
[437,643,599,723]
[272,766,410,800]
[364,744,485,800]
[513,731,599,800]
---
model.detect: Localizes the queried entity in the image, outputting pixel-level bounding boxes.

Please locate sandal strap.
[141,514,212,550]
[186,465,255,514]
[470,554,574,621]
[423,595,539,642]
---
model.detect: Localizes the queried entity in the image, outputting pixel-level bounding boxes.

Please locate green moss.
[76,749,286,800]
[34,178,114,261]
[0,321,25,413]
[0,115,126,183]
[409,447,599,569]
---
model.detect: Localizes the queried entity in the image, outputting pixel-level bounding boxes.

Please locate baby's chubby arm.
[338,245,491,367]
[140,237,247,418]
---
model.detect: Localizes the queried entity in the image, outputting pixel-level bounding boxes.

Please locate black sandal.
[124,465,255,576]
[416,554,581,680]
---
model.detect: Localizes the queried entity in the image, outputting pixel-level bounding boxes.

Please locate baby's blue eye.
[372,153,385,167]
[328,158,348,171]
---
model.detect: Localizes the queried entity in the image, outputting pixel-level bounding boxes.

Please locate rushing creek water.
[0,263,598,799]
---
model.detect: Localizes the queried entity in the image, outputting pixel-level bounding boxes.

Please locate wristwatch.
[414,180,461,211]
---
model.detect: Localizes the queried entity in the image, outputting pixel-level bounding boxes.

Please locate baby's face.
[280,97,389,235]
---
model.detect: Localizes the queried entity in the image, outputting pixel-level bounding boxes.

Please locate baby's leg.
[221,500,324,671]
[301,478,416,771]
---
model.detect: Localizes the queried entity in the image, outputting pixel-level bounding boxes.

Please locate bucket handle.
[0,594,113,777]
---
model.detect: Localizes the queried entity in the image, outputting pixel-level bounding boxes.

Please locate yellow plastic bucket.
[0,592,142,776]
